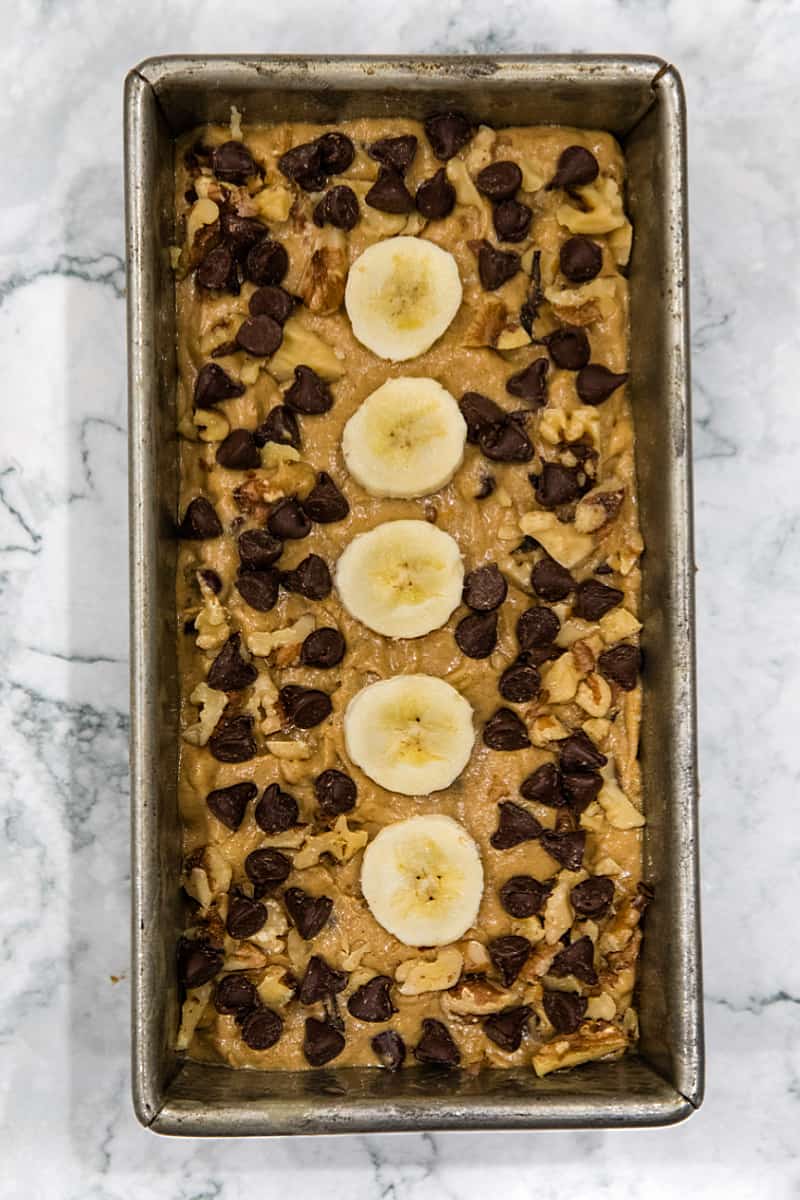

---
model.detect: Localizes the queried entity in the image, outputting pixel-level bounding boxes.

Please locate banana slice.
[342,377,467,498]
[344,674,474,795]
[345,236,463,361]
[336,520,463,638]
[361,814,484,946]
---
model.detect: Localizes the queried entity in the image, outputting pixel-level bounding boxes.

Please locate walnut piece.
[395,946,463,996]
[194,574,231,651]
[268,317,344,383]
[293,815,368,869]
[574,480,625,535]
[576,673,612,717]
[532,1019,628,1077]
[441,977,513,1019]
[543,868,587,945]
[541,650,583,704]
[519,512,594,569]
[175,983,213,1051]
[299,229,348,315]
[257,965,295,1009]
[182,682,228,747]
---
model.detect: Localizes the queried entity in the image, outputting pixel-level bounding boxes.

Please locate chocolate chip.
[499,875,551,918]
[490,801,542,849]
[595,563,612,575]
[207,633,258,692]
[302,472,349,523]
[220,209,268,257]
[548,145,599,190]
[549,935,597,983]
[300,628,346,669]
[546,326,591,371]
[197,244,237,291]
[543,989,587,1034]
[559,730,607,772]
[484,708,531,751]
[523,644,561,668]
[255,782,299,835]
[214,974,257,1014]
[488,935,531,987]
[313,184,359,230]
[178,938,223,988]
[278,141,327,192]
[216,428,262,470]
[236,313,283,358]
[207,781,256,830]
[517,606,560,650]
[475,474,496,500]
[210,340,240,359]
[280,554,332,600]
[235,569,280,612]
[484,1005,532,1052]
[279,684,332,729]
[179,496,223,540]
[571,876,615,918]
[531,556,574,601]
[598,643,640,690]
[414,1018,461,1067]
[237,529,282,571]
[318,131,355,174]
[194,362,245,409]
[425,111,473,160]
[479,417,534,462]
[226,894,267,939]
[476,241,521,290]
[498,659,540,704]
[315,768,357,819]
[559,236,602,283]
[506,358,549,408]
[209,714,257,763]
[520,248,543,333]
[245,847,291,891]
[299,954,349,1003]
[459,391,505,443]
[241,1007,283,1050]
[211,140,256,183]
[463,563,507,611]
[573,579,624,621]
[415,168,456,219]
[267,496,312,540]
[476,161,522,201]
[455,611,498,659]
[347,976,395,1023]
[285,365,333,414]
[245,239,289,287]
[562,770,602,812]
[519,762,565,807]
[366,167,414,213]
[304,1017,345,1066]
[576,364,629,405]
[368,134,418,173]
[254,404,301,450]
[285,888,333,940]
[535,463,581,508]
[493,199,532,243]
[249,285,295,324]
[372,1029,406,1070]
[540,829,586,871]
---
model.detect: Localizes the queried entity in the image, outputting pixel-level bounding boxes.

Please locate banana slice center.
[377,254,432,331]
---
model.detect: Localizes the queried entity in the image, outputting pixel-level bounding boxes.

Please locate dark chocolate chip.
[520,762,565,807]
[207,781,257,830]
[285,365,333,414]
[220,209,268,257]
[238,528,282,571]
[235,569,280,612]
[571,875,615,918]
[300,628,346,669]
[475,474,496,500]
[477,241,521,290]
[313,184,359,230]
[179,496,223,540]
[595,563,612,575]
[459,391,505,443]
[573,579,624,621]
[347,976,395,1023]
[194,362,245,409]
[479,417,534,462]
[598,643,640,691]
[235,313,283,358]
[484,707,531,751]
[499,875,551,918]
[299,954,349,1004]
[488,935,531,987]
[498,659,540,704]
[240,1007,283,1050]
[318,131,355,174]
[425,111,473,161]
[520,248,543,334]
[197,244,237,291]
[506,358,549,408]
[576,364,629,405]
[178,938,223,988]
[285,888,334,940]
[208,714,257,763]
[254,404,301,450]
[531,556,574,601]
[483,1005,532,1052]
[549,934,597,983]
[490,801,542,849]
[314,768,357,819]
[207,633,258,692]
[244,847,291,890]
[493,199,532,243]
[522,644,562,668]
[366,167,414,213]
[245,239,289,287]
[279,684,332,729]
[517,606,560,650]
[280,554,332,600]
[540,829,586,871]
[476,161,522,201]
[543,989,587,1034]
[302,472,349,523]
[455,610,498,659]
[463,563,507,611]
[226,894,267,939]
[278,141,327,192]
[548,145,599,191]
[562,770,602,812]
[535,463,581,508]
[214,974,257,1014]
[211,140,256,183]
[304,1017,345,1066]
[414,1018,461,1067]
[255,782,299,835]
[368,134,418,173]
[546,326,591,371]
[372,1029,406,1070]
[249,285,295,324]
[216,428,262,470]
[267,497,312,540]
[559,236,602,283]
[415,168,456,219]
[210,339,240,359]
[560,730,607,772]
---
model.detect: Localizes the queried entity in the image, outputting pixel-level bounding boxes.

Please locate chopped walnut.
[530,713,568,747]
[463,124,497,174]
[182,682,228,747]
[257,965,296,1009]
[543,868,587,945]
[539,406,600,448]
[532,1019,628,1077]
[193,407,230,443]
[292,815,368,869]
[243,670,280,736]
[598,607,642,644]
[597,762,645,830]
[253,184,294,222]
[574,480,625,535]
[186,197,220,248]
[265,738,313,761]
[556,177,626,236]
[194,574,231,651]
[462,296,508,348]
[247,614,315,661]
[299,229,348,315]
[224,942,268,973]
[576,672,613,717]
[541,650,583,704]
[395,946,463,996]
[544,277,617,322]
[268,317,344,383]
[461,939,492,973]
[519,512,593,569]
[247,899,289,954]
[175,983,213,1051]
[441,977,513,1019]
[446,156,486,210]
[182,845,233,910]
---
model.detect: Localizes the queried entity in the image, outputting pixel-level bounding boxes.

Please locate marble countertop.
[2,1,799,1196]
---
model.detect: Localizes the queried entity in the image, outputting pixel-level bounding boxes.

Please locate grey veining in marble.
[1,1,799,1196]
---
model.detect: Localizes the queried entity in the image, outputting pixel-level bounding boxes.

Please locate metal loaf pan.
[126,54,702,1136]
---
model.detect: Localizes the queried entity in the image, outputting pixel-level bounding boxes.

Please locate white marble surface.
[1,0,799,1195]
